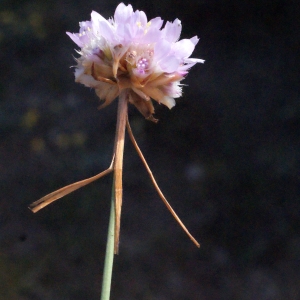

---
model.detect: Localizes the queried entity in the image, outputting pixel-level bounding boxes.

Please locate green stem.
[100,179,115,300]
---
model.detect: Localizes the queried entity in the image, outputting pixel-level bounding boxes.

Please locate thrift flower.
[30,6,203,298]
[67,2,204,121]
[30,3,203,258]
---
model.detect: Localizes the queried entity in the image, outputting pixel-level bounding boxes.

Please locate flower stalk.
[100,178,116,300]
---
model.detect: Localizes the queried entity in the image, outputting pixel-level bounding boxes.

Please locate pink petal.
[133,10,147,27]
[172,39,195,58]
[148,17,163,30]
[91,11,106,33]
[66,32,84,47]
[162,18,182,42]
[114,3,133,24]
[159,55,180,73]
[190,36,199,45]
[97,20,116,44]
[141,27,162,43]
[154,39,171,61]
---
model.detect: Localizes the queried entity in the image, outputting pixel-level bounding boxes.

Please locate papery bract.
[67,2,204,121]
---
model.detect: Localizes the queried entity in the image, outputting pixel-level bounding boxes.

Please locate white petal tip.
[161,96,176,109]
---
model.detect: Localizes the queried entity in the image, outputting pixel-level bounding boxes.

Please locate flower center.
[125,46,154,78]
[136,57,149,74]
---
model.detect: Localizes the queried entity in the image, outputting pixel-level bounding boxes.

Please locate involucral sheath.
[113,90,128,254]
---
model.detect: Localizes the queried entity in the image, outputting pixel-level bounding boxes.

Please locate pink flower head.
[67,3,204,121]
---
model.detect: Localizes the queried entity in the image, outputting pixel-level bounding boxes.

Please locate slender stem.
[113,90,128,254]
[100,92,128,299]
[100,179,116,300]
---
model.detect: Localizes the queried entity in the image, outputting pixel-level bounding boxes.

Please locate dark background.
[1,0,299,299]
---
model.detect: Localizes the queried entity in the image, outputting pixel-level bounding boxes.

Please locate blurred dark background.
[0,0,299,299]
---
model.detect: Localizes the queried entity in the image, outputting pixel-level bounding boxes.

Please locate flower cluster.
[67,3,204,121]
